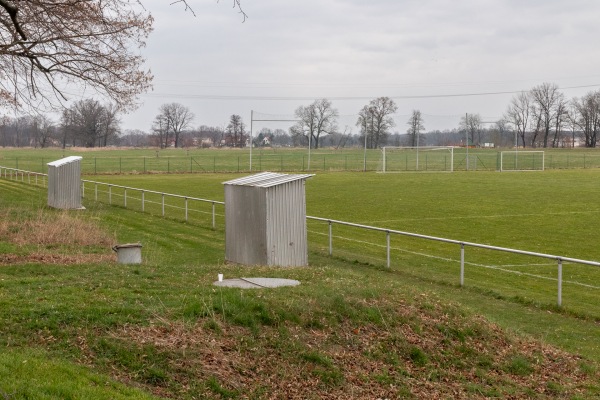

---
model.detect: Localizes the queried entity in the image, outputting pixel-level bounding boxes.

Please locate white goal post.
[380,146,455,173]
[499,151,545,172]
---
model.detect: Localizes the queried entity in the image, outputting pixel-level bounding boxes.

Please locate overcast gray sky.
[120,0,600,134]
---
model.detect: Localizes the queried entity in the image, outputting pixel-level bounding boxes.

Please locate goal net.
[379,146,455,173]
[499,151,545,171]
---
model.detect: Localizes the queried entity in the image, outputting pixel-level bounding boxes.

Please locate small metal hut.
[223,172,313,267]
[47,156,84,210]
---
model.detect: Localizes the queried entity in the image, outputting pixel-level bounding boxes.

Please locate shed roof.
[47,156,82,167]
[223,172,313,188]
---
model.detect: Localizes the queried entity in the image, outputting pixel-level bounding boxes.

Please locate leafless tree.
[0,114,8,146]
[59,108,75,148]
[571,90,600,147]
[198,125,225,147]
[551,95,569,147]
[7,115,33,147]
[530,82,563,148]
[271,128,291,147]
[226,114,246,147]
[528,112,543,148]
[60,99,120,147]
[291,99,338,149]
[356,97,397,149]
[504,92,530,148]
[565,103,580,148]
[406,110,425,147]
[151,114,168,149]
[152,103,194,148]
[31,114,55,148]
[120,129,149,147]
[459,113,482,146]
[488,118,512,147]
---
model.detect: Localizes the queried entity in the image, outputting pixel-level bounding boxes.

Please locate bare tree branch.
[0,1,153,111]
[1,1,246,113]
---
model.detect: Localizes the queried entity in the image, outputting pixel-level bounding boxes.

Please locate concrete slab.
[213,277,300,289]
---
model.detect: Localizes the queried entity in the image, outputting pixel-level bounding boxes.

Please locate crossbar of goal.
[381,146,455,173]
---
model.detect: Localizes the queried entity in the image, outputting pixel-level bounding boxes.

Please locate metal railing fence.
[2,165,600,308]
[1,166,47,187]
[306,217,600,307]
[0,166,224,230]
[81,179,224,229]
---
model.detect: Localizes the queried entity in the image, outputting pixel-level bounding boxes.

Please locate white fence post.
[460,243,465,287]
[558,259,563,307]
[328,221,333,256]
[386,231,391,268]
[212,202,216,229]
[185,197,188,221]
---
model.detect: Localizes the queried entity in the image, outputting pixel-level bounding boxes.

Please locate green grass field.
[1,149,600,398]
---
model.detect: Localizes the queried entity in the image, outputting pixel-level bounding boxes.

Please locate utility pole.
[363,119,368,172]
[250,110,253,171]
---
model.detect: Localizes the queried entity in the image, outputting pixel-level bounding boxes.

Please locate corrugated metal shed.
[47,156,84,210]
[223,172,313,267]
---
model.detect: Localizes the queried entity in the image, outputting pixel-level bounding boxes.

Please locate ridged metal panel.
[224,172,312,267]
[47,156,83,209]
[265,179,308,267]
[225,184,268,265]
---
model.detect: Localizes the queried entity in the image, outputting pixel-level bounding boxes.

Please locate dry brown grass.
[0,209,114,247]
[0,208,115,265]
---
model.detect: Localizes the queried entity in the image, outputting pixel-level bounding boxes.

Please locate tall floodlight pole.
[363,124,367,172]
[515,126,518,170]
[416,129,420,171]
[250,110,253,171]
[308,130,312,171]
[465,113,469,171]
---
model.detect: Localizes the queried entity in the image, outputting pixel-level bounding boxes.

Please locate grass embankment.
[0,177,599,399]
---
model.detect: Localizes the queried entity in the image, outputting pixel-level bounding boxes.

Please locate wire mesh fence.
[4,149,600,175]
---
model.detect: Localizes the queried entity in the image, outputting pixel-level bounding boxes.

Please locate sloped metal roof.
[47,156,82,167]
[223,172,313,188]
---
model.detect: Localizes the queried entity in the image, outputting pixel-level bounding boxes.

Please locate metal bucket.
[112,243,142,264]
